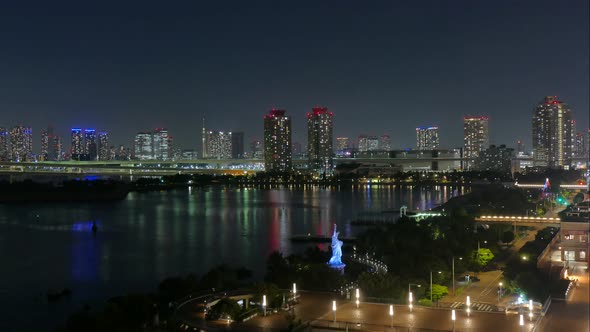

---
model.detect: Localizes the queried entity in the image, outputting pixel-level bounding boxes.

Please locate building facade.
[358,135,379,152]
[9,126,33,162]
[379,135,391,151]
[532,96,574,169]
[307,107,334,176]
[231,132,245,159]
[153,128,171,160]
[0,127,9,161]
[70,128,84,160]
[206,131,232,159]
[336,137,351,157]
[463,116,489,170]
[134,132,154,160]
[250,140,263,159]
[416,126,440,151]
[84,129,97,160]
[474,144,514,172]
[98,131,110,161]
[264,109,292,172]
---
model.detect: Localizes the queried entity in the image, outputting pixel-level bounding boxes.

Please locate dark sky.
[0,0,588,152]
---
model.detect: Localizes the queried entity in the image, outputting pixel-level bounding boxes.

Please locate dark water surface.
[0,185,465,331]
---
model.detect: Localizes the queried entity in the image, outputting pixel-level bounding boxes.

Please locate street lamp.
[430,270,442,302]
[292,283,297,303]
[519,314,524,332]
[408,283,421,312]
[332,300,337,322]
[452,257,463,296]
[529,299,533,322]
[466,296,471,317]
[389,304,394,327]
[498,282,503,303]
[356,288,360,308]
[451,309,456,332]
[262,295,267,316]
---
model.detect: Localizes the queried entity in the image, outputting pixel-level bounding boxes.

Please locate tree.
[357,272,402,299]
[472,248,494,269]
[206,298,241,321]
[501,231,515,244]
[429,284,449,302]
[573,193,585,204]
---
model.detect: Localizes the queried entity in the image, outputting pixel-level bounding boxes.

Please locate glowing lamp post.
[408,283,420,313]
[466,296,471,317]
[451,309,456,332]
[389,304,394,327]
[355,288,360,308]
[293,283,297,303]
[262,295,267,316]
[332,300,337,322]
[519,314,524,332]
[529,299,533,321]
[498,282,503,303]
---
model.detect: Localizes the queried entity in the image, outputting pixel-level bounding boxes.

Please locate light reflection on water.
[0,185,465,331]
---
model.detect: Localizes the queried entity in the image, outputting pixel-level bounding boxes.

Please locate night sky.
[0,1,588,152]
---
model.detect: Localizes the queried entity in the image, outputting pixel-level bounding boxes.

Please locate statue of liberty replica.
[328,224,345,269]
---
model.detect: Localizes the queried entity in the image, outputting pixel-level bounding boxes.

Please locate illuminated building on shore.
[134,132,154,160]
[307,107,334,175]
[9,126,33,162]
[336,137,350,157]
[206,131,232,159]
[98,131,110,161]
[358,135,379,152]
[84,129,97,160]
[70,128,84,160]
[575,132,586,157]
[532,96,574,168]
[250,140,263,159]
[0,127,9,161]
[264,109,292,172]
[416,126,439,150]
[379,135,391,151]
[463,116,489,170]
[231,132,244,159]
[153,128,171,160]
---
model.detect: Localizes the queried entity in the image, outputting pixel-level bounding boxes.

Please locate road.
[537,262,590,332]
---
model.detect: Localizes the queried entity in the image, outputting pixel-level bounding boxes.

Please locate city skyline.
[0,1,587,151]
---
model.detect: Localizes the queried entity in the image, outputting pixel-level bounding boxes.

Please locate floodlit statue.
[328,224,345,267]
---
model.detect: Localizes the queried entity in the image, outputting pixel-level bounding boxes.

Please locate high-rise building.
[250,140,263,159]
[115,145,131,161]
[292,142,302,159]
[153,128,171,160]
[48,134,62,161]
[231,131,245,159]
[206,131,232,159]
[416,126,440,150]
[0,127,9,161]
[70,128,84,160]
[84,129,97,160]
[532,96,574,168]
[134,132,154,160]
[575,132,586,157]
[336,137,351,157]
[9,126,33,162]
[264,109,292,172]
[202,116,207,159]
[98,131,110,161]
[463,116,489,170]
[307,107,334,175]
[358,135,379,152]
[41,129,50,161]
[516,140,525,155]
[379,135,391,151]
[474,144,515,172]
[181,149,197,160]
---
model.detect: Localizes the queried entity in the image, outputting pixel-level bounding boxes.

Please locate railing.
[476,215,561,223]
[310,319,475,332]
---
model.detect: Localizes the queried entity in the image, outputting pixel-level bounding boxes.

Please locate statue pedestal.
[327,263,346,273]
